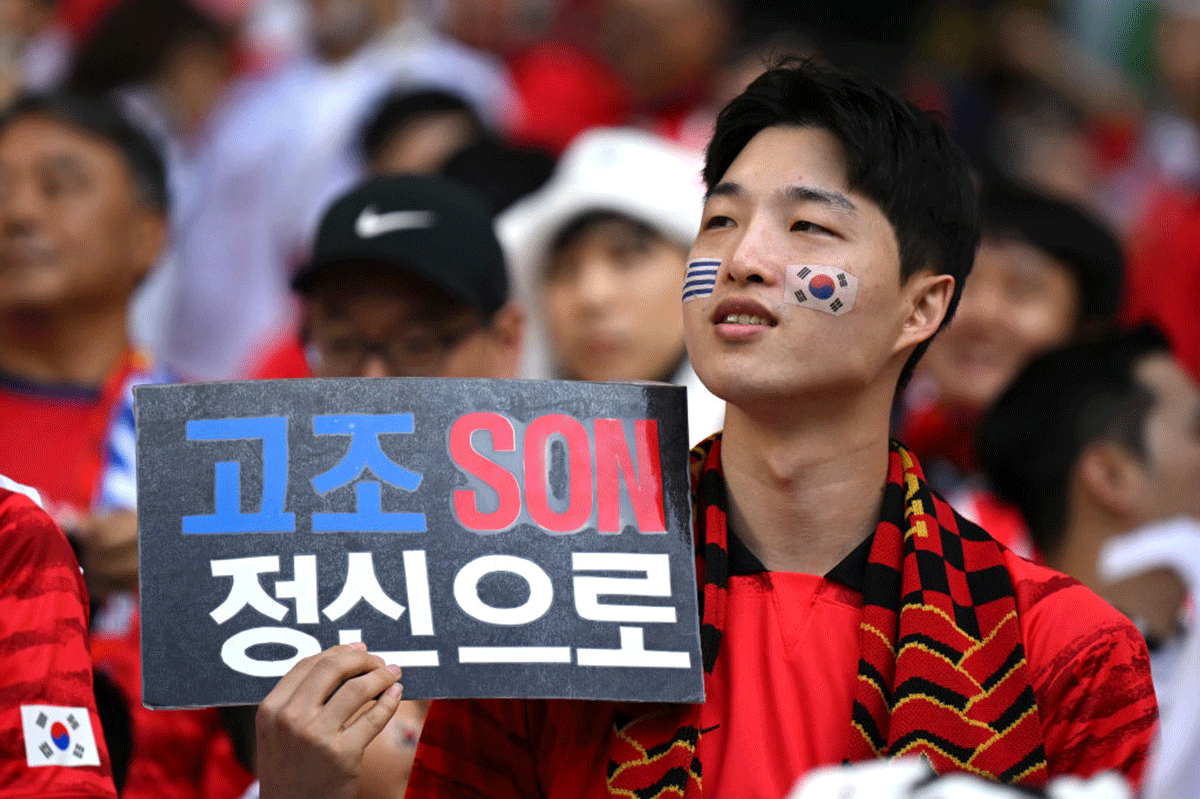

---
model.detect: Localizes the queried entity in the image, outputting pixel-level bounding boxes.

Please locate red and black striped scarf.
[606,433,1048,797]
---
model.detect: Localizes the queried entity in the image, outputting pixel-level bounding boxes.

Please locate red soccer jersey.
[408,535,1157,798]
[0,350,144,519]
[0,483,117,798]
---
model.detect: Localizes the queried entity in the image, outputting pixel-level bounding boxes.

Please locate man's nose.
[0,179,44,235]
[574,259,620,307]
[357,352,392,378]
[721,225,777,287]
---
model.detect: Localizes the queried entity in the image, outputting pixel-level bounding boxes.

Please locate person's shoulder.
[1002,548,1129,634]
[0,476,81,585]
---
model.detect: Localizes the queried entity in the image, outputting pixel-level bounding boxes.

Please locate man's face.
[306,264,510,379]
[683,125,918,406]
[0,116,161,314]
[922,237,1078,410]
[541,217,687,382]
[1132,353,1200,526]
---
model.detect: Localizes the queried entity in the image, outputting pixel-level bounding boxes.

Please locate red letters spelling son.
[449,413,667,535]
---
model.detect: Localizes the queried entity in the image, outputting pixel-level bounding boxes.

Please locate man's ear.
[1076,440,1144,518]
[486,301,526,379]
[128,209,168,285]
[893,272,954,357]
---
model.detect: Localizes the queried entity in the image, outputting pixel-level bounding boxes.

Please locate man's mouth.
[717,313,773,327]
[711,297,778,328]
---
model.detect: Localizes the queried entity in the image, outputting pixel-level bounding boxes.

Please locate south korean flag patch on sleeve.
[20,706,100,767]
[784,264,858,316]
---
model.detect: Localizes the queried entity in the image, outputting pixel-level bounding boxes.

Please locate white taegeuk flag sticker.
[20,705,100,767]
[784,264,859,316]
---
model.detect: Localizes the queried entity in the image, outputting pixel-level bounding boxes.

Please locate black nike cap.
[292,174,509,315]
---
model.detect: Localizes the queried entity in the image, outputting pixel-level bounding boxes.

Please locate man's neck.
[0,306,131,387]
[718,392,892,575]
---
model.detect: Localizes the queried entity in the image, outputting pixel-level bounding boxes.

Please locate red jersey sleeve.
[407,699,544,799]
[0,487,117,798]
[1011,553,1159,787]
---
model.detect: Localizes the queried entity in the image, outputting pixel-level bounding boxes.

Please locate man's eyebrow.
[39,153,89,176]
[782,184,857,213]
[705,181,741,200]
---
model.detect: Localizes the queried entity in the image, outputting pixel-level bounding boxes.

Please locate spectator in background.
[498,126,723,443]
[0,92,165,523]
[902,179,1125,556]
[359,87,487,175]
[358,85,556,214]
[0,474,118,798]
[238,173,524,799]
[977,324,1199,700]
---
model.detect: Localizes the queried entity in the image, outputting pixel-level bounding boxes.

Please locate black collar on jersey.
[727,528,871,590]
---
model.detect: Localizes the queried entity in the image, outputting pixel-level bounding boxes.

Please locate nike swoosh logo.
[355,207,436,238]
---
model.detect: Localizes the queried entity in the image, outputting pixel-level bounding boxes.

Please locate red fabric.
[0,350,145,519]
[247,336,311,380]
[957,488,1038,562]
[1125,186,1200,382]
[0,487,117,798]
[57,0,120,42]
[897,400,981,478]
[410,552,1155,798]
[89,606,253,799]
[507,42,629,154]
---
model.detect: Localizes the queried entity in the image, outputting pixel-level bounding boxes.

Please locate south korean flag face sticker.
[20,706,100,767]
[682,259,719,302]
[784,264,858,316]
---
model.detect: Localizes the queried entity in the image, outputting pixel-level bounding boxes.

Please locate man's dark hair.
[360,88,484,165]
[0,92,169,214]
[976,324,1172,560]
[703,58,980,389]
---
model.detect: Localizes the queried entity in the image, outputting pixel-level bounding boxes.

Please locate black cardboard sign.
[135,378,703,708]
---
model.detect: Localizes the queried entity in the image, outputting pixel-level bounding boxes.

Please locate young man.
[254,61,1158,798]
[902,179,1125,556]
[976,325,1200,694]
[237,173,524,799]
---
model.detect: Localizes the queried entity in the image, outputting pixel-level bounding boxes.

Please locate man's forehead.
[0,115,124,171]
[310,264,475,316]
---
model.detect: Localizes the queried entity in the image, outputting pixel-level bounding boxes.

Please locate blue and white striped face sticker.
[682,259,720,302]
[783,264,858,316]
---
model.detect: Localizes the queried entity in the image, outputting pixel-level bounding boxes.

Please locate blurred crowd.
[0,0,1198,797]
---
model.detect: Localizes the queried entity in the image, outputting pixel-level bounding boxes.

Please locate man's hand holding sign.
[135,377,701,799]
[256,643,403,799]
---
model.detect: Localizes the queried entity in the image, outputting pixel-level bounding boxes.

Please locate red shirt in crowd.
[0,350,145,519]
[0,482,117,798]
[89,603,253,799]
[408,532,1156,798]
[1126,186,1200,383]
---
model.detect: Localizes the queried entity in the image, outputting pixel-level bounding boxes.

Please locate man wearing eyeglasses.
[272,174,525,383]
[234,174,525,799]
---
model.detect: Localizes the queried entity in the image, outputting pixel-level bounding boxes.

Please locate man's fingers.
[340,678,404,753]
[321,664,403,731]
[285,646,385,712]
[260,645,359,715]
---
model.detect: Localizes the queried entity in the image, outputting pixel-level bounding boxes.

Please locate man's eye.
[791,220,830,234]
[703,215,733,230]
